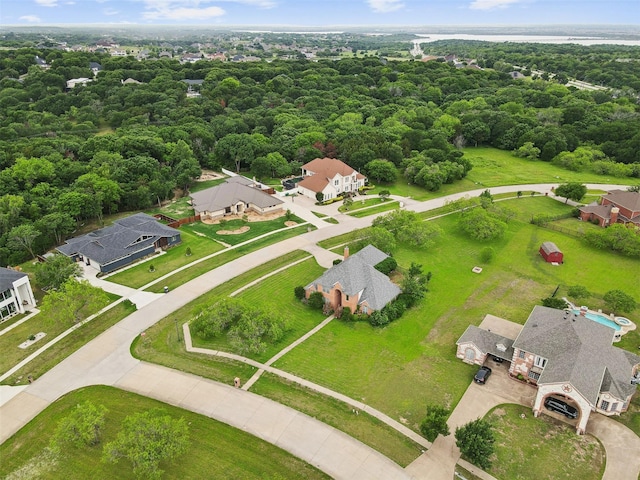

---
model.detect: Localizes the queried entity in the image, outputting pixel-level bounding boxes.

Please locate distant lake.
[413,34,640,46]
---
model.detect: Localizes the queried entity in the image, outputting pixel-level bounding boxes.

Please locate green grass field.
[349,201,400,218]
[486,404,605,480]
[0,386,329,480]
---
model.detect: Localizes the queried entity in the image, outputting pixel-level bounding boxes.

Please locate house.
[190,176,284,220]
[579,190,640,227]
[304,245,401,315]
[66,77,92,89]
[0,267,36,322]
[57,213,181,273]
[509,71,526,79]
[539,241,563,263]
[297,158,367,202]
[121,78,142,85]
[89,62,102,76]
[456,306,640,434]
[34,55,50,69]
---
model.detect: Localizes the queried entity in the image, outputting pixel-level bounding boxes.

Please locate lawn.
[338,197,392,212]
[486,404,605,480]
[0,386,329,480]
[144,225,312,293]
[366,147,633,202]
[107,229,224,289]
[349,201,400,218]
[250,373,423,467]
[145,196,195,220]
[190,258,326,363]
[1,300,135,385]
[182,214,305,246]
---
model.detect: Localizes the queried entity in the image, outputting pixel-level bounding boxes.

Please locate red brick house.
[539,242,563,263]
[579,190,640,227]
[304,245,400,315]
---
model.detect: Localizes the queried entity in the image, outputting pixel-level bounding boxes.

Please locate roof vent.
[496,343,507,352]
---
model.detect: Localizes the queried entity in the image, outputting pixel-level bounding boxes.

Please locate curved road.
[1,184,636,480]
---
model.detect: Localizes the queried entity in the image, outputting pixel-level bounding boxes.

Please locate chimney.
[344,246,349,260]
[610,207,619,225]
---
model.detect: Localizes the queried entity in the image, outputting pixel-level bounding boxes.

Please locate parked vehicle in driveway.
[474,366,492,384]
[490,355,504,363]
[544,397,578,419]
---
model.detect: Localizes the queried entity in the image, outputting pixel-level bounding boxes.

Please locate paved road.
[0,183,635,479]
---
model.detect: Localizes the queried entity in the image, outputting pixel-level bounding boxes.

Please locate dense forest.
[1,42,639,266]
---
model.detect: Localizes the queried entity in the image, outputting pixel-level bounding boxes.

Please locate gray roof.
[190,179,283,214]
[540,241,561,255]
[57,213,179,266]
[307,245,400,311]
[0,267,28,292]
[513,306,640,404]
[181,79,204,85]
[456,325,515,360]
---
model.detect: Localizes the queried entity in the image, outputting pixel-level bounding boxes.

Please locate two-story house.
[296,158,366,202]
[0,267,36,322]
[579,190,640,227]
[457,306,640,434]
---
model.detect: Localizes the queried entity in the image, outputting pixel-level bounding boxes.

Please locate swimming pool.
[572,310,621,331]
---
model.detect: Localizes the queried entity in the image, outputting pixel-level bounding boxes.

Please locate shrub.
[294,286,305,300]
[455,419,495,470]
[308,291,325,310]
[333,259,342,265]
[374,257,397,275]
[420,405,451,442]
[340,307,353,322]
[604,289,637,313]
[541,297,568,309]
[479,247,495,264]
[368,310,390,327]
[567,285,590,300]
[149,264,155,272]
[185,247,192,256]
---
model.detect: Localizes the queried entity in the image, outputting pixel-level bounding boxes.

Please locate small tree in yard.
[103,409,189,480]
[542,297,568,310]
[35,254,82,291]
[567,285,590,300]
[308,291,325,310]
[378,189,391,201]
[455,418,495,470]
[315,191,324,203]
[294,286,305,300]
[420,405,450,442]
[40,280,110,325]
[50,401,108,451]
[555,182,587,204]
[343,197,353,209]
[479,247,495,264]
[185,246,192,256]
[604,290,637,313]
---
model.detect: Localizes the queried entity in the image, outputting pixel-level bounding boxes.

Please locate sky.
[1,0,637,27]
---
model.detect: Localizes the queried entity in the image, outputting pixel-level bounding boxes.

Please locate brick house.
[304,245,401,315]
[457,306,640,434]
[579,190,640,227]
[297,158,366,202]
[0,267,36,322]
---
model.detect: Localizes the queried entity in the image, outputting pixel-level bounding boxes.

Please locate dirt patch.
[217,226,250,235]
[284,221,298,227]
[197,170,225,182]
[201,209,286,224]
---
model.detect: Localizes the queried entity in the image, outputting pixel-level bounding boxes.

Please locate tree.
[400,262,430,308]
[294,286,305,300]
[374,256,397,275]
[459,208,507,241]
[365,226,397,254]
[603,290,637,313]
[515,141,541,160]
[308,291,325,310]
[420,405,451,442]
[542,297,569,309]
[8,224,41,259]
[365,159,397,183]
[40,279,110,324]
[102,409,189,480]
[50,401,108,450]
[554,182,586,203]
[34,253,81,291]
[372,210,441,249]
[455,418,495,470]
[174,155,201,193]
[567,285,590,300]
[378,189,391,200]
[315,191,324,203]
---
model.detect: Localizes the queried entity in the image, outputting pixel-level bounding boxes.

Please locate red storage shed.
[539,242,563,263]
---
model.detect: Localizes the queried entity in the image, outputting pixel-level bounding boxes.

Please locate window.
[611,403,618,412]
[534,356,547,368]
[465,348,475,361]
[527,371,540,381]
[362,306,368,314]
[518,350,525,359]
[345,294,349,301]
[600,400,610,411]
[334,179,339,186]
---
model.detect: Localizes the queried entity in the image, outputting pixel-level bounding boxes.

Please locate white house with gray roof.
[457,305,640,434]
[57,213,181,273]
[190,176,284,220]
[0,267,36,322]
[304,245,401,315]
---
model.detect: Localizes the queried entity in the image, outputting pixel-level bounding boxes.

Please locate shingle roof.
[579,202,613,219]
[298,158,366,194]
[57,213,179,266]
[540,241,561,255]
[307,245,400,311]
[190,179,283,214]
[604,190,640,213]
[513,306,640,404]
[457,325,515,360]
[0,267,28,292]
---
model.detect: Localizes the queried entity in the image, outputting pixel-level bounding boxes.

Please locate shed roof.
[540,241,561,255]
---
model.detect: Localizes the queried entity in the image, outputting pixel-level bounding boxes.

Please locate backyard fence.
[154,214,201,228]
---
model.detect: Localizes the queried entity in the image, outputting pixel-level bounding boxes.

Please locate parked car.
[474,366,492,384]
[490,355,504,363]
[544,397,578,419]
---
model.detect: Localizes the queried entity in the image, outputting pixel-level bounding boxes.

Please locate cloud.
[104,7,119,15]
[143,5,226,20]
[367,0,404,13]
[469,0,522,10]
[20,14,42,22]
[35,0,58,6]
